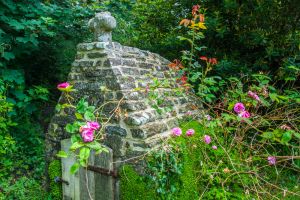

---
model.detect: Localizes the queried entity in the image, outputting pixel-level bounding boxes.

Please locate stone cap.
[88,12,117,42]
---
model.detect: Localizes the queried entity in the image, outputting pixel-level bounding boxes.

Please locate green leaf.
[56,150,68,158]
[71,135,80,144]
[2,52,15,61]
[269,93,279,102]
[75,113,83,120]
[66,123,78,134]
[86,141,102,151]
[80,147,90,161]
[177,36,193,44]
[70,162,80,174]
[84,111,95,121]
[260,132,273,139]
[76,99,89,113]
[281,131,292,144]
[55,104,62,112]
[70,141,84,151]
[293,132,300,139]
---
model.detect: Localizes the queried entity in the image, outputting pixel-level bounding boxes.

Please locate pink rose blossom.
[57,82,70,90]
[212,145,217,150]
[203,135,211,144]
[87,121,100,130]
[81,129,94,142]
[234,102,245,114]
[186,129,195,136]
[238,111,251,118]
[268,156,276,165]
[172,127,182,136]
[205,115,212,121]
[185,111,192,116]
[248,91,260,101]
[280,124,291,130]
[145,84,150,93]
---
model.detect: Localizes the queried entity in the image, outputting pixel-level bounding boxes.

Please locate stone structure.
[88,12,116,42]
[46,11,200,199]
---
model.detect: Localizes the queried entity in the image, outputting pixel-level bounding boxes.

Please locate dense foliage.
[137,4,299,199]
[0,0,95,197]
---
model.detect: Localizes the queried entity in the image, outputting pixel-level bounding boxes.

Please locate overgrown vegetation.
[138,4,300,199]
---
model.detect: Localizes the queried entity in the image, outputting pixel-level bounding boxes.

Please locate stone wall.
[45,14,203,194]
[45,40,200,165]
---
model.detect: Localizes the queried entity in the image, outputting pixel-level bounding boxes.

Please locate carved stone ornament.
[88,12,117,42]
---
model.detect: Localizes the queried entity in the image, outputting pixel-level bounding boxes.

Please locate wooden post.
[61,139,114,200]
[94,148,114,200]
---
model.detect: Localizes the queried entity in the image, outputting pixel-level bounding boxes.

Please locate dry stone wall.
[46,40,200,164]
[45,12,201,176]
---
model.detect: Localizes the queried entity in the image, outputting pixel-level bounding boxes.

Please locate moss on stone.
[48,160,62,200]
[120,165,157,200]
[120,121,202,199]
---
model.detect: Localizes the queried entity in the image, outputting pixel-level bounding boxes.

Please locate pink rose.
[87,121,100,130]
[186,129,195,136]
[212,145,217,150]
[267,156,276,165]
[280,124,291,130]
[145,84,150,93]
[234,102,245,114]
[172,127,182,136]
[81,129,94,142]
[205,115,212,121]
[185,111,192,116]
[238,111,251,118]
[248,91,260,101]
[203,135,211,144]
[57,82,70,90]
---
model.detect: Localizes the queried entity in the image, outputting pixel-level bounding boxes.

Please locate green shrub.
[0,177,47,200]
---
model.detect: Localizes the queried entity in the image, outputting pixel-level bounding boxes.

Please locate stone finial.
[88,12,116,42]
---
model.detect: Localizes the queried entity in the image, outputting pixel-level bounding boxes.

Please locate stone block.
[122,102,147,112]
[105,125,127,137]
[77,43,95,51]
[166,118,179,129]
[130,128,146,139]
[87,52,107,59]
[112,68,122,75]
[142,122,168,137]
[72,60,94,68]
[121,67,140,76]
[102,59,111,67]
[138,63,154,69]
[109,58,122,66]
[76,53,85,60]
[104,134,125,157]
[95,42,106,49]
[132,142,149,149]
[122,59,136,67]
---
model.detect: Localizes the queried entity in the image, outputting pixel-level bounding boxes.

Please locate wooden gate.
[61,139,117,200]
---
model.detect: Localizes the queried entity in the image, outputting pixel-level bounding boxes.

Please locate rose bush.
[55,83,121,174]
[143,5,300,199]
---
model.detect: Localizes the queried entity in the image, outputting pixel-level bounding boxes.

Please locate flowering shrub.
[143,5,300,199]
[55,83,114,174]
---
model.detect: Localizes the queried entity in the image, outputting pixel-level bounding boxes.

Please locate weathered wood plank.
[61,139,79,200]
[94,148,114,200]
[79,151,95,200]
[61,138,114,200]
